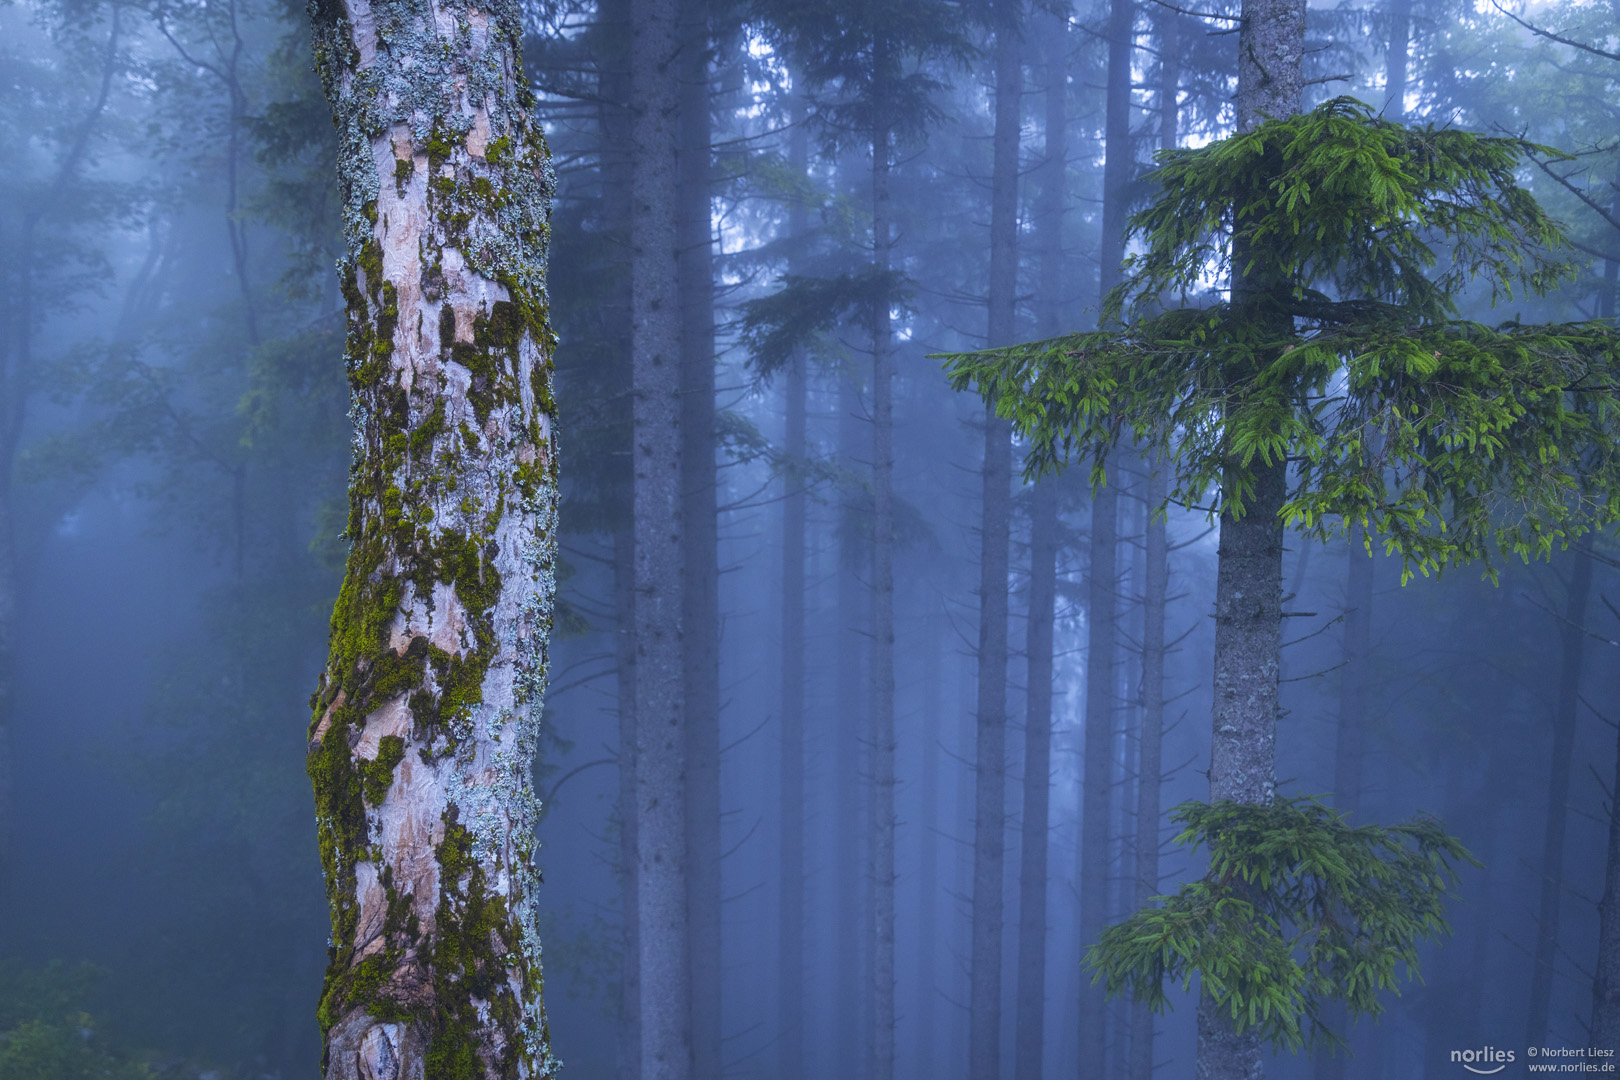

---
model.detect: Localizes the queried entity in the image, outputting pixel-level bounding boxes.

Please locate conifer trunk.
[918,607,945,1077]
[677,6,722,1074]
[1099,0,1134,297]
[1527,543,1593,1048]
[1080,482,1118,1078]
[836,369,867,1079]
[305,0,560,1068]
[969,7,1020,1077]
[869,43,899,1078]
[628,0,691,1074]
[1013,13,1066,1077]
[1196,4,1303,1076]
[777,104,810,1080]
[1593,712,1620,1052]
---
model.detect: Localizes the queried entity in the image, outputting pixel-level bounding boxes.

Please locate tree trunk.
[969,7,1020,1078]
[1383,0,1410,122]
[1592,694,1620,1053]
[1197,3,1303,1076]
[677,6,722,1075]
[1128,461,1168,1080]
[1099,0,1134,301]
[1013,14,1067,1077]
[305,0,560,1069]
[837,367,868,1077]
[1527,543,1593,1048]
[1016,481,1058,1080]
[628,0,691,1073]
[918,605,945,1078]
[869,39,898,1080]
[777,103,810,1080]
[1080,482,1118,1079]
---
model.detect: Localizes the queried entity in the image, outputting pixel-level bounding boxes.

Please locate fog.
[1,0,1616,1076]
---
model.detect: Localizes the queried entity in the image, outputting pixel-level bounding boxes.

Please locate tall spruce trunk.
[836,367,867,1078]
[869,50,899,1080]
[777,105,810,1080]
[596,0,640,1069]
[1196,4,1303,1078]
[918,606,945,1077]
[304,0,560,1069]
[1080,482,1118,1079]
[969,7,1021,1078]
[1081,5,1132,1066]
[1526,543,1594,1048]
[677,6,722,1075]
[629,0,692,1074]
[1127,461,1168,1080]
[1013,12,1067,1078]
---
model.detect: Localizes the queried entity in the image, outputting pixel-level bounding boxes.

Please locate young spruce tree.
[943,61,1620,1080]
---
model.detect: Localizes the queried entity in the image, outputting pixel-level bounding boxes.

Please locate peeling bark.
[305,0,560,1071]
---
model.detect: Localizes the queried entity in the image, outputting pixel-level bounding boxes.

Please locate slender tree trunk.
[1197,4,1303,1077]
[918,607,944,1078]
[1013,15,1067,1077]
[1080,482,1118,1080]
[1383,0,1410,122]
[629,0,691,1073]
[869,42,899,1080]
[778,104,811,1080]
[1099,0,1134,299]
[1127,461,1168,1080]
[1526,543,1593,1048]
[597,0,640,1070]
[305,0,559,1068]
[1593,696,1620,1052]
[836,367,867,1079]
[970,8,1021,1078]
[1017,482,1058,1080]
[677,6,722,1074]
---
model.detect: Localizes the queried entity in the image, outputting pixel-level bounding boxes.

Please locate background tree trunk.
[305,0,560,1068]
[1080,482,1117,1079]
[837,366,868,1079]
[629,0,692,1073]
[968,6,1020,1077]
[1527,542,1593,1048]
[677,4,722,1074]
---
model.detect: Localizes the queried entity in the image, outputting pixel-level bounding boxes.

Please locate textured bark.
[677,5,721,1074]
[869,64,899,1080]
[305,0,559,1070]
[778,97,811,1080]
[1196,4,1302,1075]
[968,8,1020,1078]
[1128,461,1168,1080]
[628,0,691,1073]
[1079,483,1118,1079]
[1015,481,1057,1080]
[1527,543,1593,1049]
[1099,0,1134,300]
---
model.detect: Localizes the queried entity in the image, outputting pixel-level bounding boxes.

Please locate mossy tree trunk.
[968,4,1019,1076]
[1198,3,1304,1078]
[304,0,560,1071]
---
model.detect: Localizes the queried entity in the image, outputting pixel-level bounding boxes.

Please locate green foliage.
[939,98,1620,577]
[1087,797,1477,1053]
[0,962,153,1080]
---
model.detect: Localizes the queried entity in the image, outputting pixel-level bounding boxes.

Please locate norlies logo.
[1453,1047,1517,1074]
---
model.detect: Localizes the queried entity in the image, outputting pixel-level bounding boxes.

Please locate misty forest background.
[2,0,1618,1075]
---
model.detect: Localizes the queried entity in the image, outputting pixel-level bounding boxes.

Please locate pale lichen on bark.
[305,0,560,1073]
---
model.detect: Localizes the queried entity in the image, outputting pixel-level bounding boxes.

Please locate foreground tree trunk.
[1594,704,1620,1052]
[306,0,560,1070]
[1198,5,1303,1078]
[968,5,1019,1077]
[628,0,692,1074]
